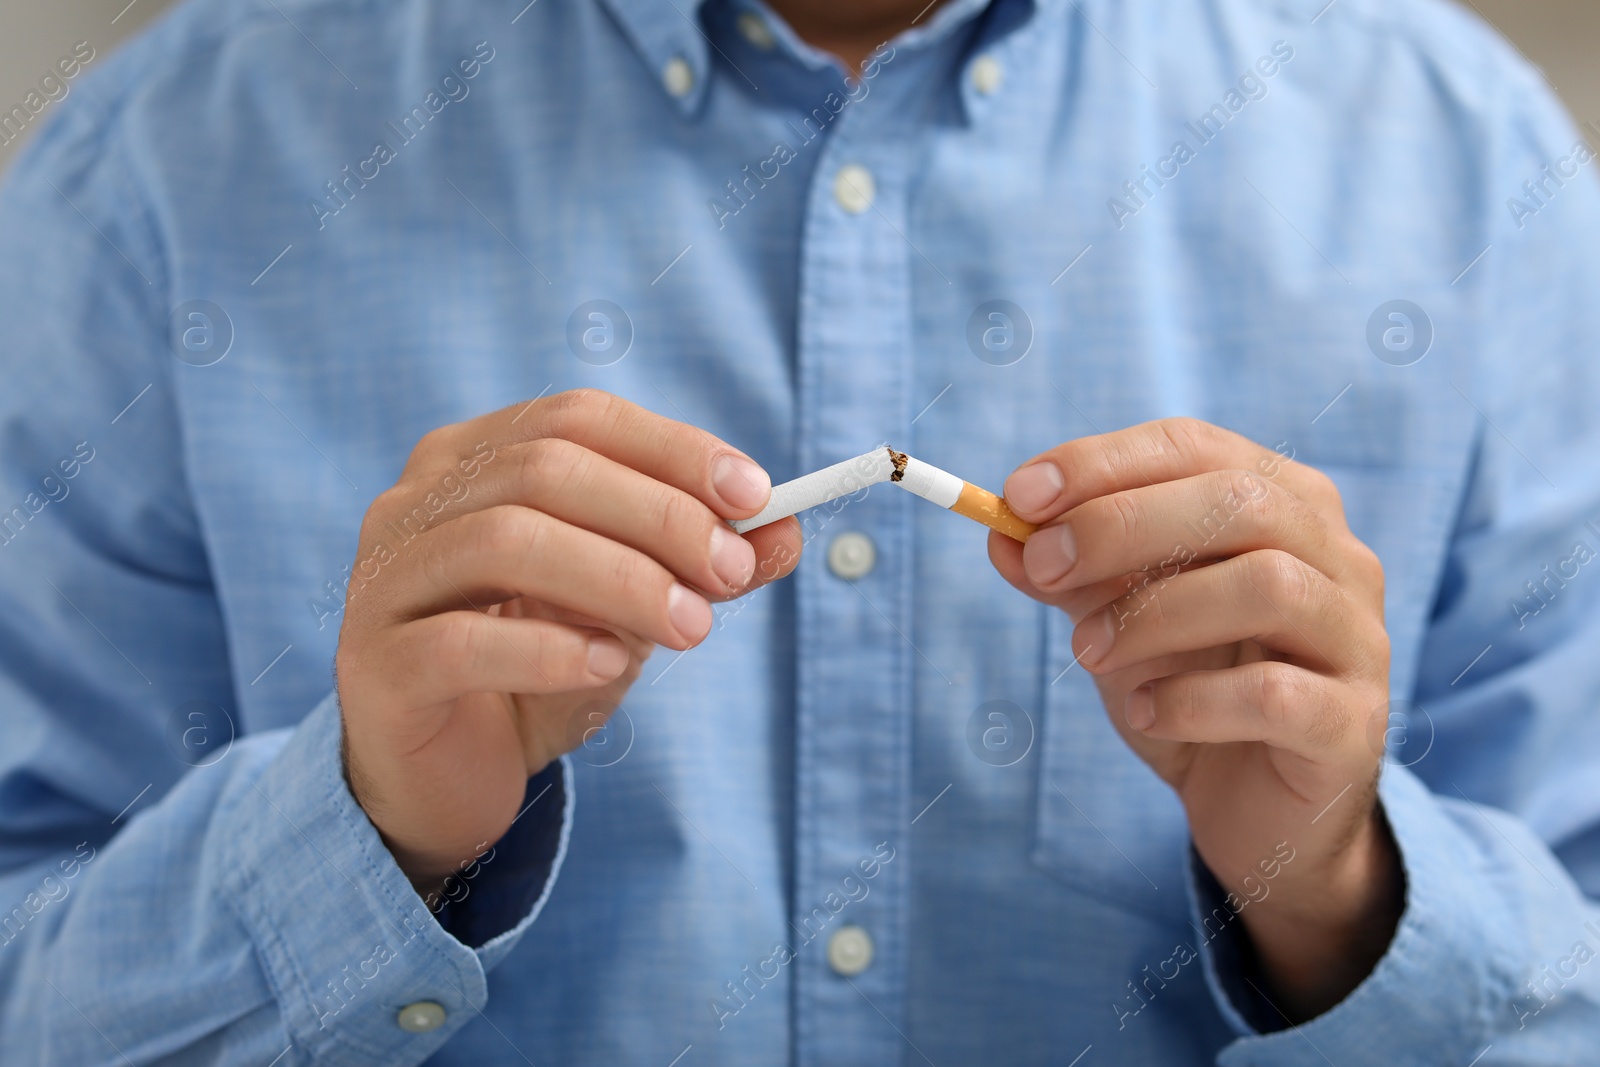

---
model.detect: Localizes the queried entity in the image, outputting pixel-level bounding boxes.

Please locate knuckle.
[1049,439,1090,479]
[1226,469,1274,523]
[430,612,478,664]
[1302,464,1350,522]
[538,388,610,435]
[1252,663,1344,747]
[519,437,586,498]
[604,549,660,613]
[475,505,543,559]
[682,426,727,472]
[1251,663,1299,732]
[1154,416,1212,461]
[1200,468,1271,541]
[569,386,615,415]
[367,485,410,524]
[598,537,636,586]
[1243,549,1311,606]
[1303,464,1338,501]
[407,426,450,467]
[1106,492,1144,548]
[1166,679,1203,733]
[1372,625,1392,670]
[1117,570,1167,631]
[1142,576,1172,629]
[1271,487,1339,563]
[1352,538,1385,590]
[656,487,715,555]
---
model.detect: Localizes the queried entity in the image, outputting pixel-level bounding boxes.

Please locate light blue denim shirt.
[2,0,1599,1062]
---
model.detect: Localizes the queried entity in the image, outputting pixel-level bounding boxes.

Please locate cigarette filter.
[729,448,895,534]
[888,450,1037,543]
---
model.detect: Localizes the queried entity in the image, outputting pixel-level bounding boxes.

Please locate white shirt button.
[397,1001,447,1033]
[833,164,876,214]
[970,54,1003,95]
[826,924,875,976]
[827,531,877,580]
[737,12,776,50]
[662,56,695,98]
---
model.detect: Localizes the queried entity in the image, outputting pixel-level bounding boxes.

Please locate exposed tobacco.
[887,447,908,482]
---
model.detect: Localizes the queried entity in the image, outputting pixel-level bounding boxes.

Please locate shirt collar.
[597,0,1043,118]
[597,0,717,114]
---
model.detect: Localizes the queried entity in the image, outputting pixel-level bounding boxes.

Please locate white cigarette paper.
[893,453,963,508]
[729,449,895,533]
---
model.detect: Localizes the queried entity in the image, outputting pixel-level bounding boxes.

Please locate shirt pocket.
[1026,460,1459,922]
[1029,606,1193,923]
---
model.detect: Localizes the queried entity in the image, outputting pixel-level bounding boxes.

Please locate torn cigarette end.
[887,448,908,482]
[951,482,1037,543]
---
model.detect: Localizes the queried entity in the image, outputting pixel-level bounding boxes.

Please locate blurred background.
[1,0,1597,174]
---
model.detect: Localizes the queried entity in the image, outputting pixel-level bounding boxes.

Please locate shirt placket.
[791,96,917,1067]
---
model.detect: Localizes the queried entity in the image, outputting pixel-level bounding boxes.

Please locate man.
[1,0,1597,1062]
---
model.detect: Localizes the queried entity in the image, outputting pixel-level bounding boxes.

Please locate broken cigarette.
[729,447,1036,542]
[887,449,1037,543]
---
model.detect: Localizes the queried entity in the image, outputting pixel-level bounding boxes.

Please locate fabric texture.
[0,0,1598,1062]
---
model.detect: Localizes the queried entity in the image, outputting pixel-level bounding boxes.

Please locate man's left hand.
[991,417,1402,1022]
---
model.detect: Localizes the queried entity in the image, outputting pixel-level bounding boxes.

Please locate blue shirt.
[2,0,1600,1063]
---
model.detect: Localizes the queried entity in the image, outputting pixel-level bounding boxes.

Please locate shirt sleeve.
[0,69,573,1067]
[1189,51,1600,1067]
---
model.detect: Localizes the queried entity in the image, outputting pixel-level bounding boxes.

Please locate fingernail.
[710,524,756,591]
[1124,684,1157,731]
[713,454,771,512]
[586,635,629,678]
[1004,461,1063,516]
[667,583,713,644]
[1081,610,1116,667]
[1022,523,1077,586]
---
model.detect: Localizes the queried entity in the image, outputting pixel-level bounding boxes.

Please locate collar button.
[737,12,776,50]
[662,56,694,98]
[970,54,1003,95]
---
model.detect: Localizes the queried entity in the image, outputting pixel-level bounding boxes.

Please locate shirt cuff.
[216,692,574,1066]
[1191,765,1511,1067]
[430,758,571,957]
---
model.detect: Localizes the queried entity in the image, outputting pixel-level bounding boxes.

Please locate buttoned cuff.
[218,692,574,1066]
[1192,766,1510,1067]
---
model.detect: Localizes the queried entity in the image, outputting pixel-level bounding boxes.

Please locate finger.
[1001,417,1343,524]
[402,389,772,517]
[430,437,758,597]
[989,527,1223,621]
[495,599,655,662]
[1124,660,1367,760]
[392,505,714,650]
[371,439,802,601]
[1019,468,1357,593]
[746,516,803,586]
[1073,550,1383,678]
[377,612,632,706]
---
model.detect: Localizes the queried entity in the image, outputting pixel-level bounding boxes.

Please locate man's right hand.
[333,389,799,895]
